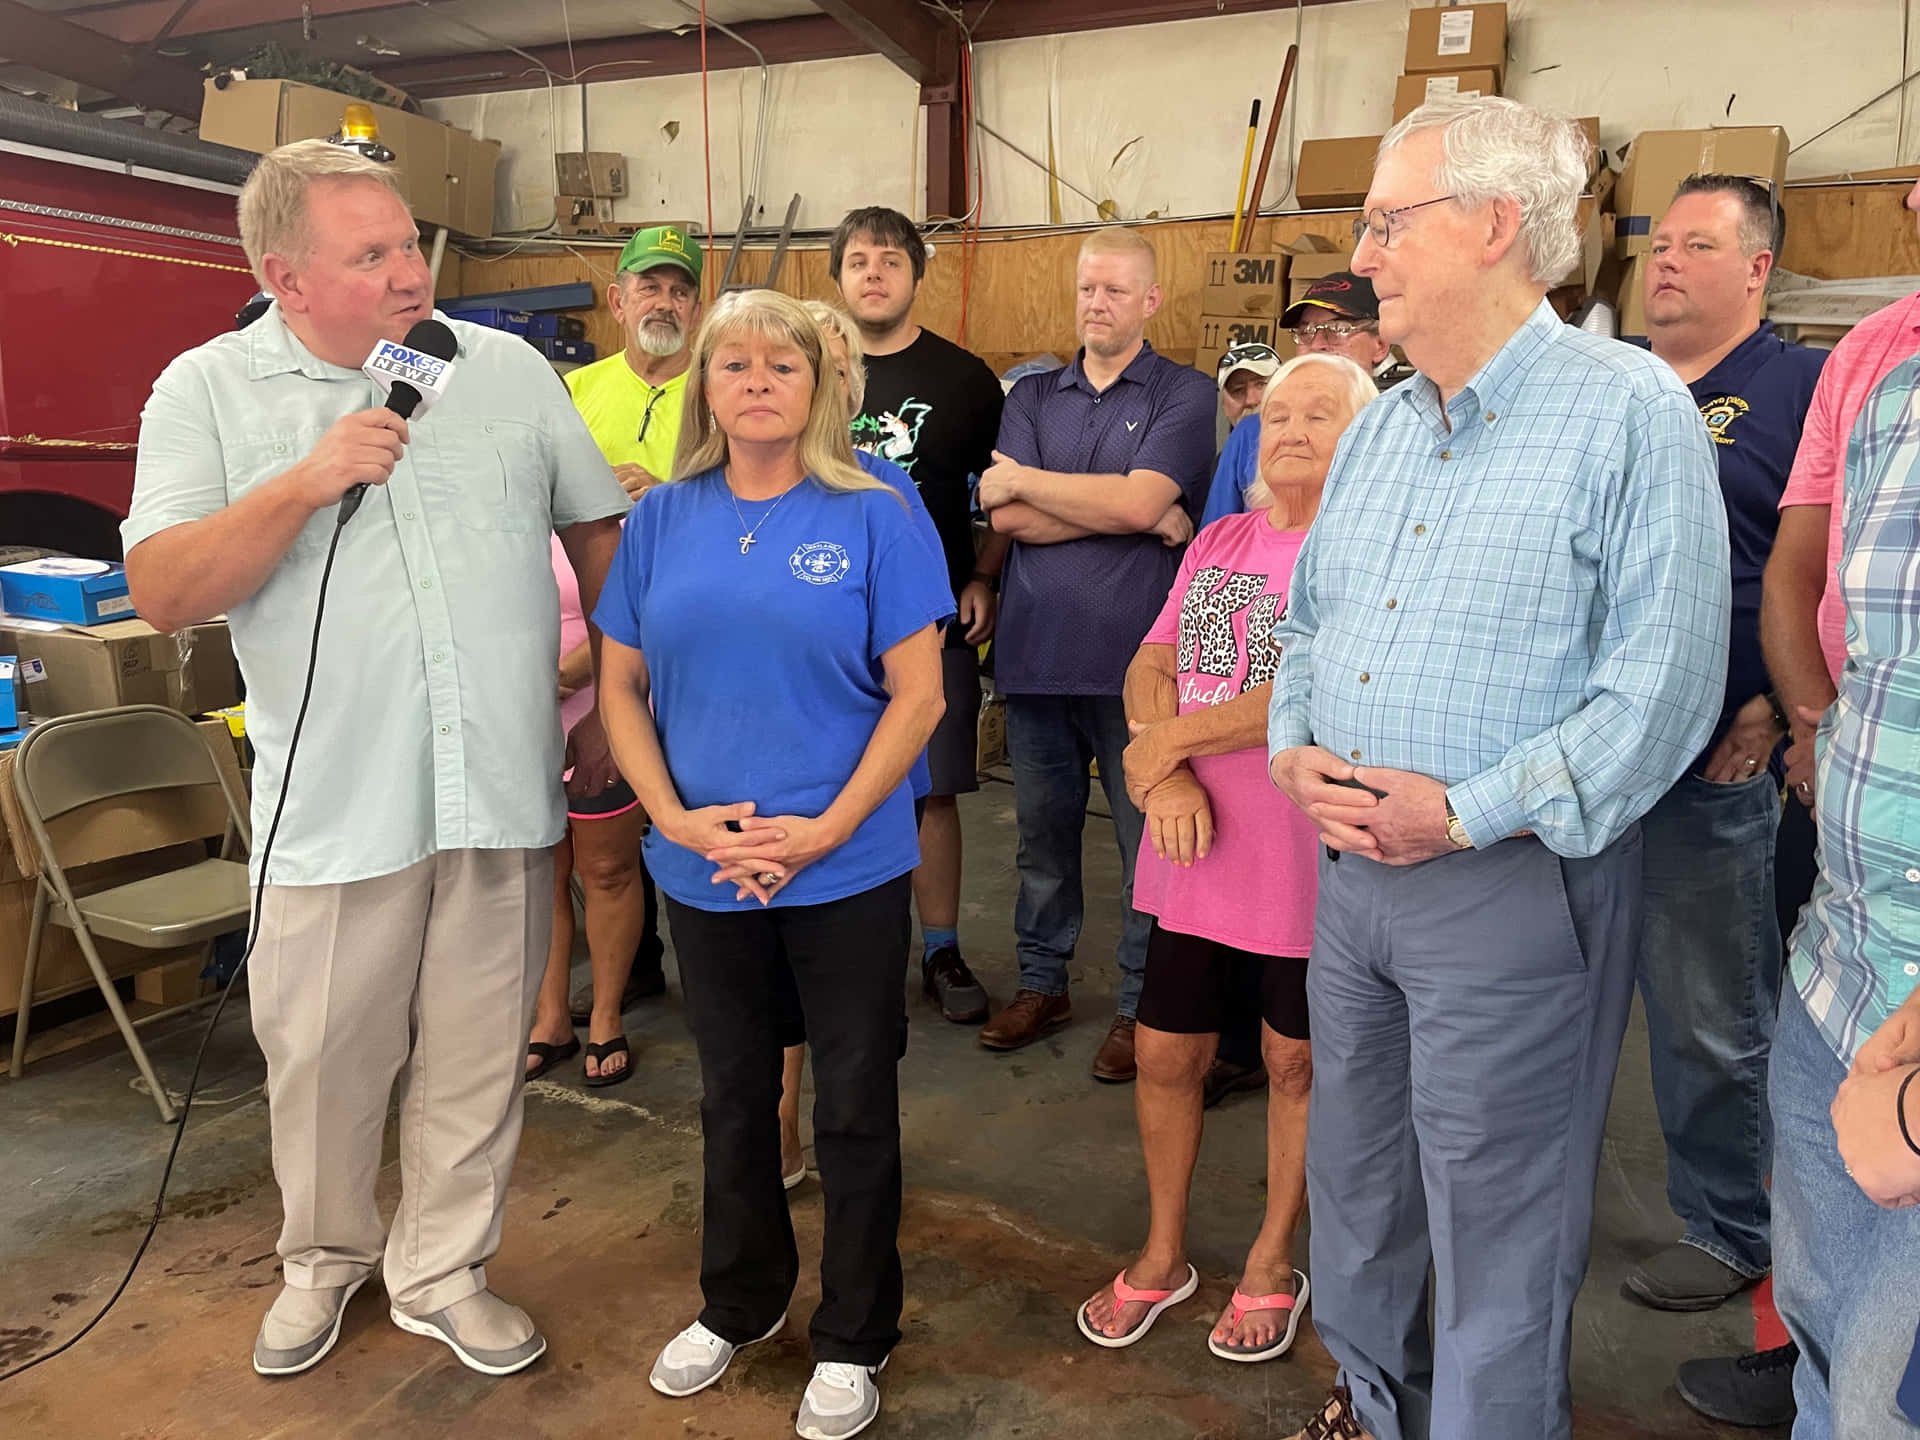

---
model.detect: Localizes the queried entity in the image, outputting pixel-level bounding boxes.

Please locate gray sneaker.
[390,1291,547,1376]
[253,1276,368,1377]
[796,1357,889,1440]
[1621,1243,1758,1313]
[650,1314,787,1397]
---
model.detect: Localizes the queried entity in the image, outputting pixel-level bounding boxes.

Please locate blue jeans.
[1004,694,1150,1019]
[1772,986,1920,1440]
[1306,832,1641,1440]
[1635,772,1783,1276]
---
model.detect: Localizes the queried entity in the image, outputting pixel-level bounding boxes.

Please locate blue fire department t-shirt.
[595,468,955,911]
[1683,321,1826,764]
[1200,415,1263,527]
[993,341,1217,695]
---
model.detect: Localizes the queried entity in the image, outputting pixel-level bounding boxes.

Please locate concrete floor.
[0,783,1778,1439]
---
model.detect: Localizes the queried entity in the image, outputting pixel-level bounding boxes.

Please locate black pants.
[664,874,912,1365]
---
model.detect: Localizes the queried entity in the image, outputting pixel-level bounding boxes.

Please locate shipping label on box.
[1201,251,1286,319]
[1405,3,1507,83]
[1392,69,1500,122]
[1296,137,1381,209]
[0,558,134,626]
[1615,126,1788,257]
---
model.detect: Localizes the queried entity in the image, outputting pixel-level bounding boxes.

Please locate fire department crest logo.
[790,541,851,585]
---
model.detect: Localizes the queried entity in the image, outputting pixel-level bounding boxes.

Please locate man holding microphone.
[123,141,628,1379]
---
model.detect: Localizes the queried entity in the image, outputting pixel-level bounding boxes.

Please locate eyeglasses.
[1352,195,1455,249]
[636,385,669,446]
[1293,321,1373,344]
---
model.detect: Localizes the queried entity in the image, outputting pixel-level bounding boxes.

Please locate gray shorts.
[926,644,983,797]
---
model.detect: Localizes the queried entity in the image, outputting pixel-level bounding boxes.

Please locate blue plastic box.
[0,656,16,729]
[533,336,595,362]
[524,313,587,340]
[0,558,135,626]
[445,306,533,336]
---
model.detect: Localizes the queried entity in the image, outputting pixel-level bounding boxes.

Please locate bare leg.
[913,795,963,932]
[1082,1025,1214,1338]
[780,1044,805,1180]
[1213,1025,1313,1350]
[526,832,576,1074]
[572,807,649,1081]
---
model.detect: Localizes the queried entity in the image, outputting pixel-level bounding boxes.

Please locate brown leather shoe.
[978,989,1071,1050]
[1091,1015,1138,1083]
[1286,1386,1376,1440]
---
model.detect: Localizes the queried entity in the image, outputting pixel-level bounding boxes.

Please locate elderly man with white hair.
[1267,98,1730,1440]
[123,139,629,1379]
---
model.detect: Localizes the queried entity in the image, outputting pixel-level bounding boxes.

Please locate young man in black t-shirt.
[832,206,1006,1024]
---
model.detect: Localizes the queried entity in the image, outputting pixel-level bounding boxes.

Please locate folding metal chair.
[8,705,252,1122]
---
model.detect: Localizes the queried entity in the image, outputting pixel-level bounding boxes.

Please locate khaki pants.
[249,848,554,1315]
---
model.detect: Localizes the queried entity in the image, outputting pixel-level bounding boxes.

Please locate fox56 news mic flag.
[342,318,460,522]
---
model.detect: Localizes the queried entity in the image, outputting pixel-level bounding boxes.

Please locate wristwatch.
[1444,793,1473,851]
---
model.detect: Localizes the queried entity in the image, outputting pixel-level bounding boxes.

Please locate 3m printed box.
[0,558,134,626]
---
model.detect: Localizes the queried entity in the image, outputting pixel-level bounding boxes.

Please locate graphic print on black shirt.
[853,328,1004,602]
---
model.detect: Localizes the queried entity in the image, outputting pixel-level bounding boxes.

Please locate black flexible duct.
[0,91,256,186]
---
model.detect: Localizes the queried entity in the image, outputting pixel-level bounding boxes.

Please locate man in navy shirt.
[976,226,1217,1081]
[1627,177,1827,1339]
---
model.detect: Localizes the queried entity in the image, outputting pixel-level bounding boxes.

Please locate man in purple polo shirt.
[976,225,1217,1082]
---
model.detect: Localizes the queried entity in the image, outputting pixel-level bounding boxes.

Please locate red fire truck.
[0,107,256,560]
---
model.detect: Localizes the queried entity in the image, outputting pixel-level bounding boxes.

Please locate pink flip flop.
[1075,1264,1199,1349]
[1208,1268,1309,1362]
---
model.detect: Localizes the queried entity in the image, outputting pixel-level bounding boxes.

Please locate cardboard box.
[198,78,496,236]
[975,692,1006,773]
[554,150,627,198]
[448,130,501,238]
[0,558,134,626]
[1393,68,1500,121]
[1614,126,1789,257]
[1296,137,1380,209]
[1200,251,1286,319]
[1196,314,1296,385]
[135,957,212,1006]
[0,618,239,721]
[1617,255,1650,341]
[1405,3,1507,85]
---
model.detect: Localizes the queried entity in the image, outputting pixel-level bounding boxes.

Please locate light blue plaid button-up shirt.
[1791,350,1920,1066]
[1268,302,1729,859]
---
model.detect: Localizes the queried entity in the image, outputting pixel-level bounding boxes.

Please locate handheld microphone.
[345,317,459,522]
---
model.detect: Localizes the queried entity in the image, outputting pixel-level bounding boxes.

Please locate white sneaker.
[649,1313,785,1397]
[796,1357,888,1439]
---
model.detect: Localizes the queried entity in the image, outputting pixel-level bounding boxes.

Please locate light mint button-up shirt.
[122,306,630,886]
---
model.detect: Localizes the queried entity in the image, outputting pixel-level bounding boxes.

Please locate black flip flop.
[525,1037,580,1082]
[584,1036,633,1088]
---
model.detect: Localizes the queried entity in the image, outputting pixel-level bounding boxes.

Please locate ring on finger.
[756,871,780,887]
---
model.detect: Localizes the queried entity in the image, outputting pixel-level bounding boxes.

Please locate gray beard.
[635,321,685,358]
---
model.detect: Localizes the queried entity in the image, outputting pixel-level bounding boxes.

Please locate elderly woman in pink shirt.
[1076,352,1376,1363]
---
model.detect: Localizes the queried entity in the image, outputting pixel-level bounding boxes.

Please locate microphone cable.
[0,503,357,1385]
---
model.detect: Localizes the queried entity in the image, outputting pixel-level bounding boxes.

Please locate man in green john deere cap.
[566,225,705,499]
[524,225,705,1058]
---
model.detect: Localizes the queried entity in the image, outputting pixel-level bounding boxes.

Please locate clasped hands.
[1268,746,1455,866]
[657,801,845,906]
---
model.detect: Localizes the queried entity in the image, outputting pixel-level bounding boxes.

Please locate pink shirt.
[1131,510,1320,957]
[553,535,594,737]
[1778,289,1920,681]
